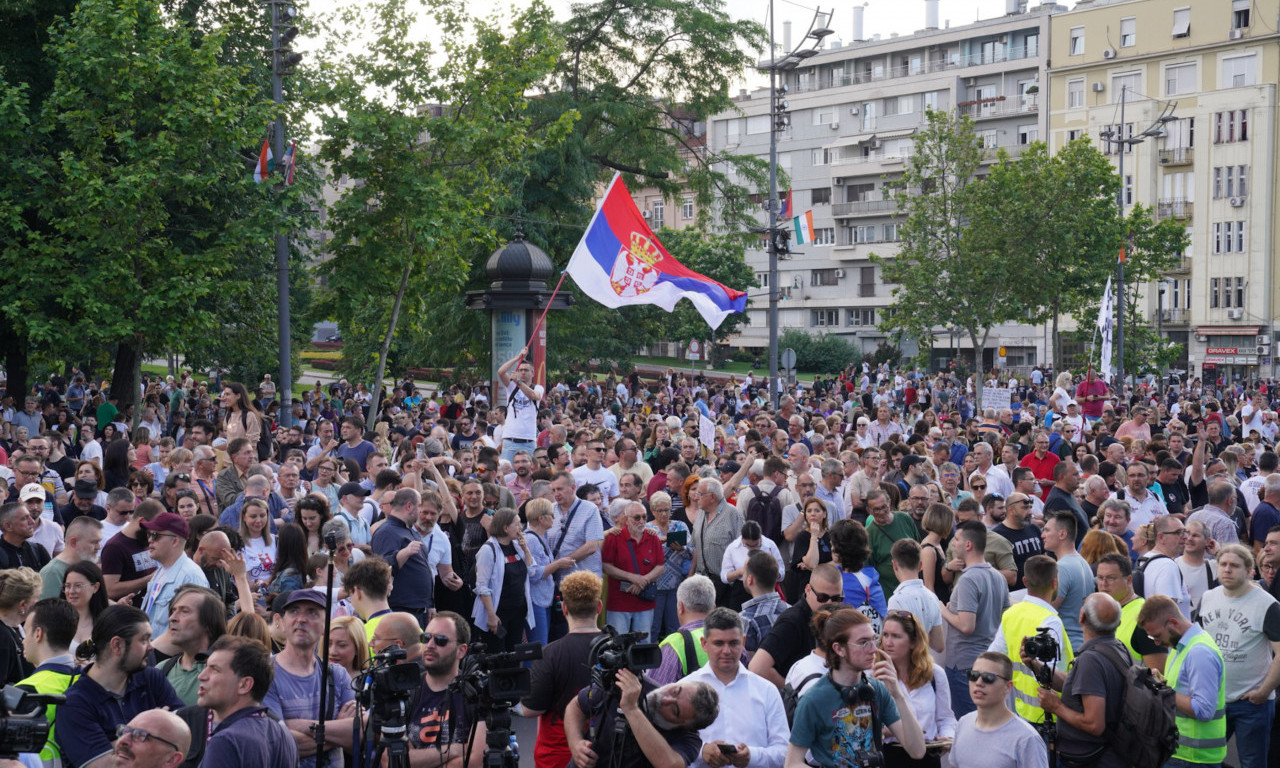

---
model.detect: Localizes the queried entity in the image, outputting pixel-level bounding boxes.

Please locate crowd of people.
[1,354,1279,768]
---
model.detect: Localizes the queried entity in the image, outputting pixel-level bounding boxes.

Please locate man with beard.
[155,585,225,706]
[564,664,718,768]
[505,450,535,504]
[407,611,486,765]
[55,605,185,768]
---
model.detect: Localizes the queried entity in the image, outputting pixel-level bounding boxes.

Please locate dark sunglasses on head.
[967,669,1006,684]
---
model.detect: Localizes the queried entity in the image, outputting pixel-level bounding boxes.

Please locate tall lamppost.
[759,4,831,408]
[269,1,302,427]
[1098,86,1175,394]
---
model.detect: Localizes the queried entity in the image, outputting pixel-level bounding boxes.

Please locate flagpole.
[518,270,569,363]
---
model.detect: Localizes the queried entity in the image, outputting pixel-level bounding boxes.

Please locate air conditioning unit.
[1102,49,1117,59]
[834,269,846,278]
[830,121,840,130]
[1196,334,1208,342]
[641,210,651,219]
[833,177,846,186]
[964,77,977,87]
[1258,346,1270,355]
[849,106,860,116]
[1092,82,1106,92]
[1258,335,1272,346]
[1228,308,1244,320]
[1229,28,1244,39]
[1229,196,1246,207]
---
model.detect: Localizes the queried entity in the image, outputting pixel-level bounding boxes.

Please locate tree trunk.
[1051,296,1062,372]
[0,318,29,402]
[368,260,412,423]
[971,331,984,414]
[112,337,143,424]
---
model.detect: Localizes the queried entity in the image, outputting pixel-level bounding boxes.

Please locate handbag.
[626,538,658,602]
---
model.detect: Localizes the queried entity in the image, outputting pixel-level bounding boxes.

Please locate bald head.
[371,612,424,657]
[1080,592,1121,636]
[114,709,190,768]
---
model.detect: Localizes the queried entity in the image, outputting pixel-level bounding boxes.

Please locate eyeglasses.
[841,636,877,649]
[147,532,179,542]
[115,725,182,753]
[424,633,453,647]
[1013,499,1034,507]
[810,586,844,604]
[966,669,1006,684]
[1159,529,1187,537]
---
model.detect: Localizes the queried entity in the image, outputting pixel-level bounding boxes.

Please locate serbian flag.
[281,142,296,185]
[792,210,815,244]
[567,173,747,330]
[780,188,793,219]
[253,138,272,183]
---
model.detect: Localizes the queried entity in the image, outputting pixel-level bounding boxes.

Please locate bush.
[779,329,862,375]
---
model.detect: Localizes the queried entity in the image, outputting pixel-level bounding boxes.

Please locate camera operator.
[1028,593,1129,768]
[406,611,486,768]
[680,607,789,768]
[17,597,78,768]
[985,554,1072,725]
[522,571,605,768]
[563,666,718,768]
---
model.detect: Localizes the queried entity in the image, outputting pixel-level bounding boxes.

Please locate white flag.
[1097,277,1114,380]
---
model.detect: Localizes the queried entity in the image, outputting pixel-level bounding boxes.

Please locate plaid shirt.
[741,591,790,653]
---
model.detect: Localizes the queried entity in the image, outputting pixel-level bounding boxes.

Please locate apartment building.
[709,1,1060,370]
[1047,0,1279,382]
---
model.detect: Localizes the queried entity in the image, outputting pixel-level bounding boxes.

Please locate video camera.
[355,646,422,723]
[588,626,661,691]
[1023,627,1059,686]
[452,642,542,708]
[0,685,64,759]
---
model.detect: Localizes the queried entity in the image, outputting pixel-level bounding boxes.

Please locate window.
[681,197,693,219]
[1235,277,1245,308]
[756,272,769,288]
[1024,33,1039,58]
[1162,171,1193,202]
[1017,124,1038,145]
[726,119,740,144]
[813,105,837,126]
[1171,7,1190,38]
[1233,0,1251,29]
[861,101,877,131]
[812,227,836,246]
[1067,79,1084,109]
[811,148,832,166]
[1211,277,1220,308]
[844,225,879,244]
[1221,54,1257,88]
[1212,166,1248,198]
[811,268,840,287]
[811,188,831,206]
[859,266,876,297]
[1102,123,1135,154]
[979,130,998,149]
[883,223,899,241]
[811,309,839,327]
[1165,117,1194,148]
[1067,129,1083,142]
[1123,175,1133,206]
[1213,222,1246,254]
[1172,278,1191,310]
[1112,72,1141,103]
[651,201,664,228]
[1214,110,1249,143]
[847,308,876,326]
[980,40,998,64]
[746,115,770,134]
[1120,17,1136,47]
[897,95,915,115]
[1165,63,1196,95]
[1069,27,1084,55]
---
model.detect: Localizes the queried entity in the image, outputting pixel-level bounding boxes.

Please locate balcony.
[1159,147,1194,166]
[957,97,1039,120]
[1155,198,1193,220]
[1160,308,1190,325]
[833,198,896,217]
[1168,256,1192,274]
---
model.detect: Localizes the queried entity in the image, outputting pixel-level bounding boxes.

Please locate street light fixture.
[759,3,831,408]
[1098,86,1176,396]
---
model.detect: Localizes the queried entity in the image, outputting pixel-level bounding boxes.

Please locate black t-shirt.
[571,677,702,768]
[497,542,527,615]
[523,630,603,719]
[409,685,471,749]
[0,538,50,571]
[0,622,33,686]
[1056,638,1128,767]
[1156,479,1190,517]
[992,523,1044,590]
[99,530,157,607]
[760,600,815,677]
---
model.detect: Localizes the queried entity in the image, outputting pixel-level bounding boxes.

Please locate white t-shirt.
[503,381,543,441]
[241,536,277,585]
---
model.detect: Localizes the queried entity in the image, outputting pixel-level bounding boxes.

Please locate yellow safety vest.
[1165,630,1226,764]
[17,663,78,768]
[1117,595,1146,662]
[659,627,707,676]
[999,598,1074,723]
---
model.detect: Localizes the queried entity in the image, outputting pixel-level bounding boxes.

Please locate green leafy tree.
[313,0,574,415]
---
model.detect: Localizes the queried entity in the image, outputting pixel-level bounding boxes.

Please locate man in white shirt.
[1116,462,1167,532]
[571,438,619,502]
[970,442,1014,498]
[1137,515,1192,618]
[682,607,790,768]
[720,521,785,610]
[496,347,544,464]
[887,539,945,653]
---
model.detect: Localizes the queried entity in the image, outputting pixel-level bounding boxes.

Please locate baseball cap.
[281,589,327,611]
[19,484,45,502]
[339,481,370,498]
[140,511,190,539]
[900,455,927,472]
[73,479,98,499]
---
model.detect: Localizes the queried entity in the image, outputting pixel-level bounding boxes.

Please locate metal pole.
[767,0,780,409]
[271,1,293,428]
[1115,86,1126,403]
[1157,283,1164,399]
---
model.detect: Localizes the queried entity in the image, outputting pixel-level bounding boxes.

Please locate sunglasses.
[424,633,453,647]
[116,725,182,753]
[966,669,1006,684]
[971,484,987,491]
[810,586,844,604]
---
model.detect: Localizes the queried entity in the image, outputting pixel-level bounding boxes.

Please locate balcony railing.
[1160,308,1189,325]
[1159,147,1194,166]
[1168,256,1192,273]
[833,198,897,217]
[957,97,1039,120]
[1155,198,1193,220]
[784,43,1039,94]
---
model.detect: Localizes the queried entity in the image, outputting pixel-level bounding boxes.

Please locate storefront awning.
[1196,325,1260,336]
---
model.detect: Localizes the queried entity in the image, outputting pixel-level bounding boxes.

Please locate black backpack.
[781,673,824,726]
[1092,642,1179,768]
[1132,553,1171,598]
[745,484,784,542]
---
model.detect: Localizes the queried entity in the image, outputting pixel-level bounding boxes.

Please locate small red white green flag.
[792,210,814,245]
[253,138,272,182]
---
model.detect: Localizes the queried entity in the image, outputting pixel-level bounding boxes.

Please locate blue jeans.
[501,439,536,464]
[526,604,550,647]
[945,666,975,719]
[651,588,680,642]
[1226,698,1273,768]
[606,609,654,635]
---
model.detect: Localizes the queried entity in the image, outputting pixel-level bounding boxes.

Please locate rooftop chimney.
[783,20,792,52]
[852,2,867,41]
[924,0,939,30]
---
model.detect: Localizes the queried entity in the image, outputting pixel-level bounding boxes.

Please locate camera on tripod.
[588,626,661,690]
[0,685,65,759]
[452,642,542,708]
[356,647,422,722]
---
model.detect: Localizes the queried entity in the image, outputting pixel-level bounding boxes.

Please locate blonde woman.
[0,567,43,684]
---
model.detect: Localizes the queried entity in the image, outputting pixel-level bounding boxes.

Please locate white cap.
[20,483,45,502]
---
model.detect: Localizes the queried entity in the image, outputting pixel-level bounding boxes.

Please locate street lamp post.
[269,1,302,427]
[1099,85,1176,398]
[761,3,831,408]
